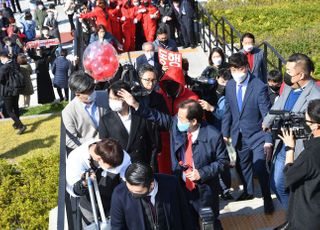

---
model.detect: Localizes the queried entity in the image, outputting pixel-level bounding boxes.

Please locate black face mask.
[143,2,149,6]
[284,73,293,86]
[269,85,281,93]
[216,84,225,95]
[163,81,180,98]
[109,2,117,8]
[159,40,168,46]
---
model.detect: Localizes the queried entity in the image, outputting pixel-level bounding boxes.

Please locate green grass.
[206,0,320,78]
[20,101,68,116]
[0,115,61,229]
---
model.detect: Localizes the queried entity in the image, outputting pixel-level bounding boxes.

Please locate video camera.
[190,76,217,100]
[269,110,310,139]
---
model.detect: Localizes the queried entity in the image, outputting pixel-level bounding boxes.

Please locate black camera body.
[270,110,310,139]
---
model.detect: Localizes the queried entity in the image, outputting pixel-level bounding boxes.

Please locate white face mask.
[145,51,154,60]
[212,58,222,66]
[39,5,44,10]
[232,72,247,84]
[87,91,96,103]
[243,44,254,53]
[109,99,124,112]
[133,2,139,6]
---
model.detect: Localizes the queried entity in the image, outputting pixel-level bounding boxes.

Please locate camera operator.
[263,53,320,210]
[276,99,320,230]
[66,138,131,227]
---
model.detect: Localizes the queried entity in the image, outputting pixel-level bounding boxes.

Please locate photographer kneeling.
[66,138,131,227]
[278,99,320,229]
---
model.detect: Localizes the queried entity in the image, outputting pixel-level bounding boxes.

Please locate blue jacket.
[110,174,194,230]
[222,73,272,148]
[52,56,71,89]
[136,105,229,208]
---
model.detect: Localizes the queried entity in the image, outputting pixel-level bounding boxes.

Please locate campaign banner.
[25,38,60,49]
[158,48,182,68]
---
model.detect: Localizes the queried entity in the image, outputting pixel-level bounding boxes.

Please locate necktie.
[237,84,243,112]
[184,132,196,191]
[144,196,157,224]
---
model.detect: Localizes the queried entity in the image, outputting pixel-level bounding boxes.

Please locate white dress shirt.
[117,108,132,134]
[148,179,158,206]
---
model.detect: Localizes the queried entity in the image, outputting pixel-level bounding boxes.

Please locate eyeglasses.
[141,78,157,83]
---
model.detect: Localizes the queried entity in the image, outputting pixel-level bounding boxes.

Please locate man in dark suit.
[239,33,267,83]
[110,162,194,230]
[222,52,274,213]
[135,42,162,78]
[117,90,229,229]
[172,0,196,48]
[99,81,159,165]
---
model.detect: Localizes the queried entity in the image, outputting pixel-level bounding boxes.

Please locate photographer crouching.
[276,99,320,230]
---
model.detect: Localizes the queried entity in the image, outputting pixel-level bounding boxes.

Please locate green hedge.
[206,0,320,78]
[0,154,59,229]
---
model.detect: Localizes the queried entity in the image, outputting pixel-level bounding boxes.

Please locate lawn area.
[0,114,61,229]
[206,0,320,78]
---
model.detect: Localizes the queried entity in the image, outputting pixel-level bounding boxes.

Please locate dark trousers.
[219,167,231,194]
[67,14,76,31]
[235,134,271,199]
[3,96,23,128]
[10,0,22,13]
[180,16,196,47]
[56,87,69,101]
[180,178,222,230]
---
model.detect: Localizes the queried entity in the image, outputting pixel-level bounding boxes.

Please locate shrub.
[0,148,59,229]
[206,0,320,78]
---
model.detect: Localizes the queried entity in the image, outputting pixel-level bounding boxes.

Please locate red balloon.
[83,41,119,81]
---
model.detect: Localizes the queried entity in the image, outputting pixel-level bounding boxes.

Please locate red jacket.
[121,5,136,51]
[156,67,198,175]
[141,3,159,42]
[107,4,123,44]
[80,6,112,33]
[158,67,199,115]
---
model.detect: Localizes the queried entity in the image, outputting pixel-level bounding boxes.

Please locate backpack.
[23,22,36,41]
[5,66,25,96]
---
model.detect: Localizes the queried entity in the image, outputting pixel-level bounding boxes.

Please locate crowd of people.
[0,1,75,133]
[62,26,320,229]
[1,1,320,229]
[77,0,198,51]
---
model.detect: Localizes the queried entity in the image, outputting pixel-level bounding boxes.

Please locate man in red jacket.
[140,0,159,42]
[80,0,112,33]
[157,67,199,174]
[107,0,123,45]
[120,0,136,51]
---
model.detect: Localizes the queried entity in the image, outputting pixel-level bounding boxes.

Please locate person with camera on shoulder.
[263,53,320,211]
[274,99,320,230]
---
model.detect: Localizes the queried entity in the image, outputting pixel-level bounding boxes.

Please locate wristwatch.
[284,146,294,151]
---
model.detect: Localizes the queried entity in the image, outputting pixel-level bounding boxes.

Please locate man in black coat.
[0,51,26,134]
[99,81,160,165]
[110,162,195,230]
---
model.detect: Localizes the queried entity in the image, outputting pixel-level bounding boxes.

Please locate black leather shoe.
[12,123,19,129]
[221,191,234,200]
[236,192,254,201]
[273,221,289,230]
[264,198,275,214]
[17,125,26,135]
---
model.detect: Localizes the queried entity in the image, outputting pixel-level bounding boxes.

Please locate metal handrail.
[57,16,83,230]
[196,1,286,72]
